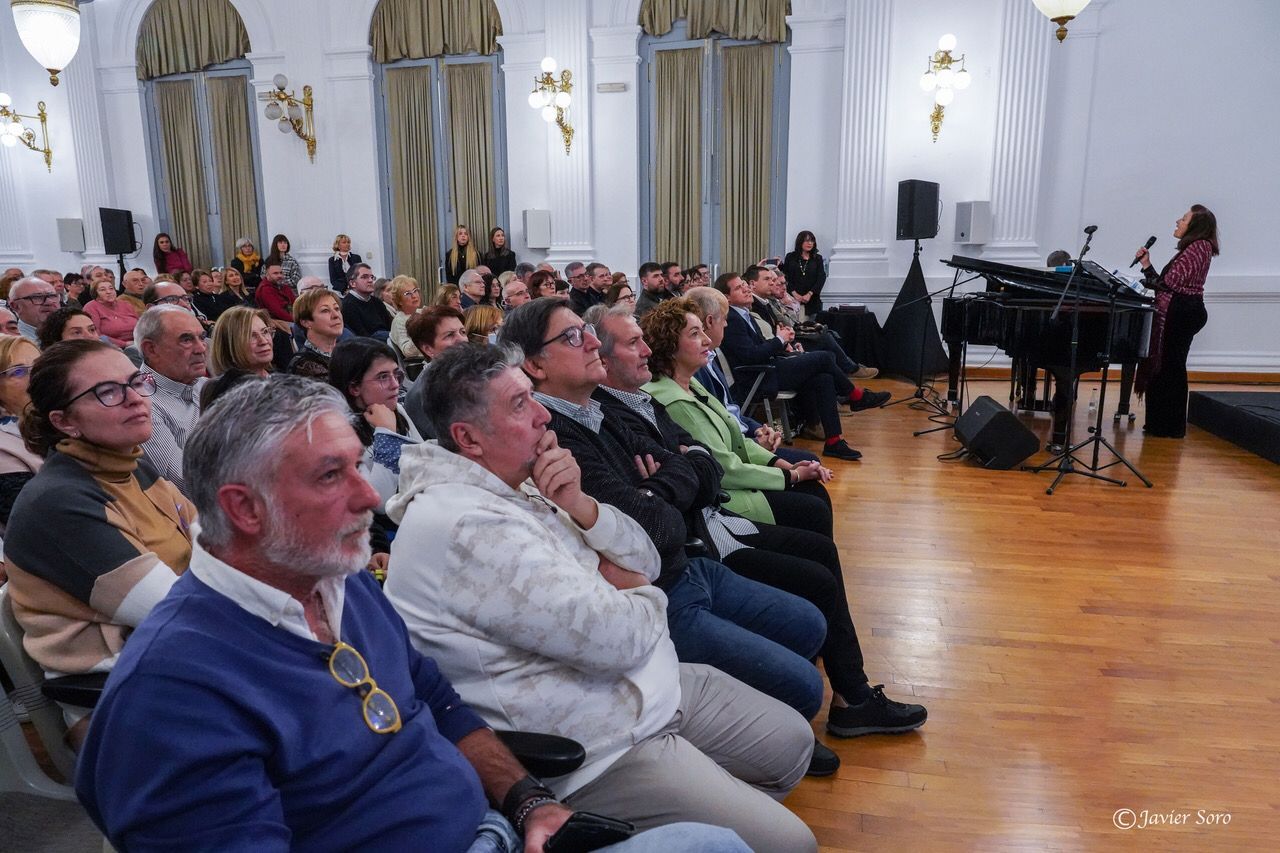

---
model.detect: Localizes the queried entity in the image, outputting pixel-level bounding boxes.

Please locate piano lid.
[943,255,1153,307]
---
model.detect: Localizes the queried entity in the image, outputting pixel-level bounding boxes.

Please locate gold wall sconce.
[1033,0,1093,42]
[918,34,971,143]
[528,56,574,155]
[261,74,316,162]
[9,0,81,87]
[0,92,53,170]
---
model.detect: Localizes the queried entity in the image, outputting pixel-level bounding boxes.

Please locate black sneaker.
[826,685,927,737]
[848,389,891,411]
[822,439,862,461]
[806,739,840,777]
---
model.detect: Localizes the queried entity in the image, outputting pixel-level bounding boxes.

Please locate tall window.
[640,23,790,274]
[374,55,507,296]
[138,0,263,269]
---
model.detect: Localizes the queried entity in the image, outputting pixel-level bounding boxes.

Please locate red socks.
[825,435,844,447]
[849,387,864,401]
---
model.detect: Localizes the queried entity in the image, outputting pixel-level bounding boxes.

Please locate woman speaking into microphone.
[1133,204,1219,438]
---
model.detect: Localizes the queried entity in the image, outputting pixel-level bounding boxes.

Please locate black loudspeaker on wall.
[896,179,939,241]
[954,396,1039,470]
[99,207,136,256]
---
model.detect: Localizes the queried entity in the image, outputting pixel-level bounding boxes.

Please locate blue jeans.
[664,558,826,720]
[467,809,748,852]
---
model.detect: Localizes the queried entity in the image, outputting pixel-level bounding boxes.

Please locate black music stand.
[883,240,954,434]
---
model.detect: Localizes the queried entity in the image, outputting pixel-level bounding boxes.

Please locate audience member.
[135,306,208,496]
[569,263,610,316]
[499,301,830,723]
[8,276,61,343]
[0,307,18,335]
[117,268,150,315]
[0,336,42,531]
[220,264,252,306]
[661,262,686,295]
[383,343,816,851]
[445,224,480,284]
[563,262,588,297]
[635,262,674,318]
[209,307,275,378]
[434,283,463,311]
[63,273,87,307]
[32,269,69,307]
[230,237,262,291]
[780,230,827,317]
[84,279,140,348]
[481,274,502,307]
[6,340,194,745]
[482,226,516,275]
[341,263,393,338]
[253,261,297,364]
[73,376,738,852]
[265,233,302,288]
[176,270,195,295]
[37,306,98,350]
[328,233,362,292]
[458,269,486,309]
[514,261,535,282]
[527,269,557,300]
[143,280,196,312]
[387,275,424,358]
[685,264,710,288]
[152,233,193,276]
[192,266,243,321]
[464,304,503,344]
[612,271,629,288]
[328,338,422,514]
[287,288,347,379]
[502,278,530,309]
[606,281,637,311]
[403,306,467,439]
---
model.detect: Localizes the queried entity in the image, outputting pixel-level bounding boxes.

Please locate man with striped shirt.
[137,305,207,497]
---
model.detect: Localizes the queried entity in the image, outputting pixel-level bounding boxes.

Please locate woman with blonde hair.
[209,306,276,377]
[444,225,479,285]
[220,264,252,305]
[463,304,503,345]
[328,233,363,293]
[387,275,425,358]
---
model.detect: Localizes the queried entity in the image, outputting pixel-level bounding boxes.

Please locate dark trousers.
[1145,295,1207,437]
[762,480,832,539]
[722,521,868,703]
[774,352,854,440]
[797,330,858,373]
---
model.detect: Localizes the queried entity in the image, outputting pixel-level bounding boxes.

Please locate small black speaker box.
[897,179,939,241]
[99,207,136,256]
[954,395,1039,469]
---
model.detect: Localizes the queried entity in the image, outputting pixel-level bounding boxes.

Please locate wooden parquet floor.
[786,378,1280,852]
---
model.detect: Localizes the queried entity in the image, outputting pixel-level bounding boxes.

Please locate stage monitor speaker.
[954,200,992,244]
[100,207,136,256]
[897,179,939,241]
[954,396,1039,470]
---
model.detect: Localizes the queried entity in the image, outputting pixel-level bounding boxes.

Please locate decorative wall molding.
[589,24,641,67]
[497,33,546,71]
[323,46,375,82]
[982,0,1052,264]
[65,0,114,256]
[785,15,844,55]
[827,0,892,278]
[542,1,594,262]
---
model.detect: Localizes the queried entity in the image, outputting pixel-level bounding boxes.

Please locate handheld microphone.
[1130,235,1157,268]
[1083,225,1098,235]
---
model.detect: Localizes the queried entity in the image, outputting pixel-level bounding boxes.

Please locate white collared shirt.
[188,532,346,643]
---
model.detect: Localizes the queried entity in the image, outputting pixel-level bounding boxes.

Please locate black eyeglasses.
[14,293,58,305]
[62,372,157,408]
[157,294,193,306]
[542,323,596,349]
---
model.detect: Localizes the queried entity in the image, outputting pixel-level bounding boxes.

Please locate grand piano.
[940,256,1155,447]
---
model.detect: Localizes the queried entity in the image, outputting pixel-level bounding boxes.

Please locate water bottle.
[1087,388,1098,418]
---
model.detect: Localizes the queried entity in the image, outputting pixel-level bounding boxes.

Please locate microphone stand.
[1023,227,1127,494]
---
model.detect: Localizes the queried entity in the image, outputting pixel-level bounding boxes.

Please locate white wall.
[2,0,1276,370]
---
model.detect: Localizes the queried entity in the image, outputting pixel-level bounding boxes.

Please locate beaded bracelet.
[513,795,559,835]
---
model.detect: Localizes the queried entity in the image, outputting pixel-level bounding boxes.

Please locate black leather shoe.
[826,685,927,737]
[822,440,862,461]
[806,739,840,777]
[848,389,890,411]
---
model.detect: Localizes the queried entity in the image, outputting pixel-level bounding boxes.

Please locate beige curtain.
[445,63,497,245]
[654,49,703,267]
[719,44,774,274]
[371,0,503,63]
[154,80,213,269]
[385,66,442,297]
[640,0,790,43]
[137,0,250,80]
[205,76,260,266]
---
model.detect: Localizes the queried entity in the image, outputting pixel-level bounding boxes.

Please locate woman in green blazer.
[640,298,835,537]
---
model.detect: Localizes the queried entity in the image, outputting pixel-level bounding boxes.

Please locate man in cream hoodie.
[384,343,817,853]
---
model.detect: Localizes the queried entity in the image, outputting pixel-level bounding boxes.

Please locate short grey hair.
[684,285,728,322]
[134,304,192,351]
[424,343,525,452]
[297,275,327,292]
[458,269,484,289]
[9,276,50,300]
[590,304,637,357]
[564,262,585,277]
[183,375,350,547]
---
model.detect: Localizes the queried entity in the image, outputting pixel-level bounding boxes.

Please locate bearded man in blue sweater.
[74,376,745,853]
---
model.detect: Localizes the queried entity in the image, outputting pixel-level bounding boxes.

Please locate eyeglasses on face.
[0,364,32,380]
[367,368,406,388]
[157,294,193,306]
[15,292,58,305]
[542,322,596,350]
[327,641,402,734]
[62,371,157,408]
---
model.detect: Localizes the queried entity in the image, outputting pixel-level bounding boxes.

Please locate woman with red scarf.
[1133,204,1219,438]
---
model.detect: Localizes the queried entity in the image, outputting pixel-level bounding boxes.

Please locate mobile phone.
[544,812,636,853]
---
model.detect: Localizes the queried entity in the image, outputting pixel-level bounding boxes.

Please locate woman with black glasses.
[4,340,194,745]
[0,336,42,534]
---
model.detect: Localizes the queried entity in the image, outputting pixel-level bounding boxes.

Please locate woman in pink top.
[152,233,193,276]
[83,280,140,348]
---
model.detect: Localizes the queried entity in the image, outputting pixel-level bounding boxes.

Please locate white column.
[322,46,383,266]
[826,0,893,280]
[541,0,594,265]
[63,0,115,261]
[981,0,1053,263]
[589,24,641,274]
[0,152,32,261]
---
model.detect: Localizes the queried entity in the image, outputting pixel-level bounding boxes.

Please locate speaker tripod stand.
[883,239,954,436]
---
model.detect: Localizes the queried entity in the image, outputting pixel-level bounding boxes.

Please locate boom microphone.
[1083,225,1098,235]
[1130,235,1157,268]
